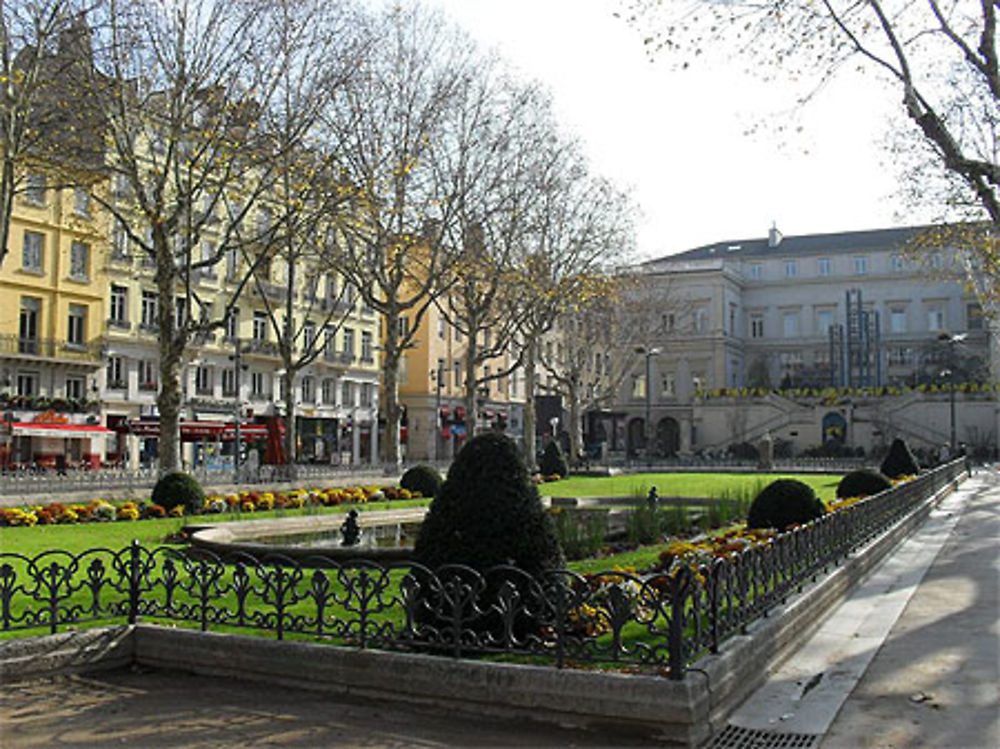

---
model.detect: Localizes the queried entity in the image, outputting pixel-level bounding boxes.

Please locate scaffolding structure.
[829,289,882,387]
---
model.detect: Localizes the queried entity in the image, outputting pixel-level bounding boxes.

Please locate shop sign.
[33,410,70,425]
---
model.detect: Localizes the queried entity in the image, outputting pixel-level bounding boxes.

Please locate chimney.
[767,222,782,248]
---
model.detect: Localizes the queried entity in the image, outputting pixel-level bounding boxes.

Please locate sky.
[427,0,916,260]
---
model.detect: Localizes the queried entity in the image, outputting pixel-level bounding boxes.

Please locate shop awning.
[126,420,269,440]
[11,422,114,439]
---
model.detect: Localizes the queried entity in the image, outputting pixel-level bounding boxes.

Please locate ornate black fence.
[0,461,965,679]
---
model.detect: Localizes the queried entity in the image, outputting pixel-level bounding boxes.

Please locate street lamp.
[430,368,444,462]
[938,332,966,454]
[635,346,661,464]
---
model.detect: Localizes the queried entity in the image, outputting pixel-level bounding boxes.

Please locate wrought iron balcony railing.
[0,334,102,362]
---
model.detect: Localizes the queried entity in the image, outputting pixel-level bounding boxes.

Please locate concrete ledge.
[0,625,133,682]
[131,625,706,746]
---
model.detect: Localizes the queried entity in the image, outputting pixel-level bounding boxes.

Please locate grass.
[542,472,841,503]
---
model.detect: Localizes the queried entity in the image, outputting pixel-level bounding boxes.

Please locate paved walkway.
[724,466,1000,749]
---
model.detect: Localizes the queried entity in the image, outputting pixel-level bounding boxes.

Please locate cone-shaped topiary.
[151,471,204,515]
[414,432,564,574]
[880,438,920,479]
[836,468,892,499]
[539,439,569,478]
[400,463,443,498]
[747,478,826,530]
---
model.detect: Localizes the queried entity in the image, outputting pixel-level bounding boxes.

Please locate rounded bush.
[539,440,569,478]
[151,471,205,515]
[400,464,443,499]
[836,468,892,499]
[747,479,826,531]
[414,432,564,575]
[880,438,920,480]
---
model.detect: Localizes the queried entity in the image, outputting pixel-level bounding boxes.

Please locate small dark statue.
[646,486,659,510]
[340,509,361,546]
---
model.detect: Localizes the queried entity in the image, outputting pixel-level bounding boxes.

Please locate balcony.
[107,319,132,332]
[0,392,98,413]
[0,334,103,364]
[253,281,290,303]
[244,339,280,357]
[323,349,355,365]
[138,381,158,392]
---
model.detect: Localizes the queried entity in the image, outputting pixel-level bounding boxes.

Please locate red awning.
[126,420,270,441]
[11,422,113,439]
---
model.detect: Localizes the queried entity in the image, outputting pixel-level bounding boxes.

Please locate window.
[342,328,355,358]
[321,378,335,404]
[661,373,676,398]
[110,286,128,326]
[749,314,764,339]
[361,382,375,407]
[224,307,238,339]
[816,309,834,336]
[930,252,943,269]
[140,291,158,329]
[24,174,46,205]
[221,368,237,397]
[453,360,462,390]
[67,304,86,346]
[853,256,868,275]
[251,371,266,398]
[396,316,409,339]
[784,260,798,278]
[748,263,763,280]
[138,359,157,391]
[16,372,38,397]
[112,221,130,259]
[195,365,213,395]
[888,347,912,366]
[73,188,91,216]
[65,376,84,400]
[323,325,336,354]
[662,312,675,332]
[631,373,647,399]
[301,376,315,403]
[19,298,39,353]
[890,253,905,272]
[106,356,125,389]
[302,321,316,352]
[817,257,831,276]
[361,330,373,362]
[890,307,907,334]
[341,380,355,407]
[22,231,43,272]
[175,296,187,330]
[693,307,708,333]
[69,241,89,280]
[225,246,238,281]
[325,274,337,301]
[967,303,984,331]
[782,310,799,338]
[113,173,131,200]
[253,311,268,341]
[437,316,445,339]
[927,305,945,332]
[256,207,272,236]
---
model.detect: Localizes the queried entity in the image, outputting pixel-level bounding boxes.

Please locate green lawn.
[541,472,841,503]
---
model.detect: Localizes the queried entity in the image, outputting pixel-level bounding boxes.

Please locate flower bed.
[0,484,422,527]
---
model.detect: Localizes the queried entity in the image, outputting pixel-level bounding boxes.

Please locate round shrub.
[151,471,205,515]
[400,464,443,499]
[414,432,564,575]
[746,479,826,531]
[539,439,569,478]
[836,468,892,499]
[880,438,920,480]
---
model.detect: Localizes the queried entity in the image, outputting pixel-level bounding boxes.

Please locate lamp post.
[636,346,661,464]
[938,332,966,455]
[430,368,443,462]
[228,340,248,484]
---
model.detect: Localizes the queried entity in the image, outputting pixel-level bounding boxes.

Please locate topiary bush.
[414,432,564,575]
[400,464,443,499]
[836,468,892,499]
[880,438,920,479]
[746,478,826,531]
[151,471,204,515]
[539,439,569,479]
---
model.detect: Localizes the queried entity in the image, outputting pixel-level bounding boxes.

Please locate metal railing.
[0,461,964,678]
[0,334,102,362]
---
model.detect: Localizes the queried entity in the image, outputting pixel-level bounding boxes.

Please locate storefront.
[125,419,271,468]
[0,414,111,469]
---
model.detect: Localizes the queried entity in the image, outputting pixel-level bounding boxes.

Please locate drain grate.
[710,724,821,749]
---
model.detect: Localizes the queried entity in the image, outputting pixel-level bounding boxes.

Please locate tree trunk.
[464,333,478,437]
[567,380,583,466]
[523,340,537,470]
[155,250,182,474]
[0,157,14,267]
[283,370,297,470]
[381,312,402,466]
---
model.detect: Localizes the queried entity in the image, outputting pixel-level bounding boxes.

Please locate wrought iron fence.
[0,461,964,679]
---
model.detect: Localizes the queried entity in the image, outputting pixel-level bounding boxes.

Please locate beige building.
[609,226,998,458]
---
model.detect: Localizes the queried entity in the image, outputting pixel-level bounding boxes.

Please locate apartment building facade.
[612,226,998,457]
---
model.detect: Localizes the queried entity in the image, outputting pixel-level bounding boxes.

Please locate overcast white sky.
[428,0,918,260]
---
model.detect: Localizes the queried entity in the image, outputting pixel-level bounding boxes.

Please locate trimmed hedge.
[539,440,569,478]
[747,478,826,531]
[400,464,443,499]
[837,468,892,499]
[150,472,204,515]
[880,438,920,479]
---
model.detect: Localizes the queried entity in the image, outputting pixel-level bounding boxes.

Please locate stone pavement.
[724,467,1000,749]
[0,667,660,748]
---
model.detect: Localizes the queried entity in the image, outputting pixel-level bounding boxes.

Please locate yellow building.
[0,174,110,468]
[396,301,526,462]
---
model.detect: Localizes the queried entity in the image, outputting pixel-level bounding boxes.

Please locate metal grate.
[710,724,821,749]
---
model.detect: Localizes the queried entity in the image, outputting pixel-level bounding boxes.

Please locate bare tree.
[82,0,293,473]
[623,0,1000,318]
[0,0,95,267]
[514,155,637,466]
[325,4,480,466]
